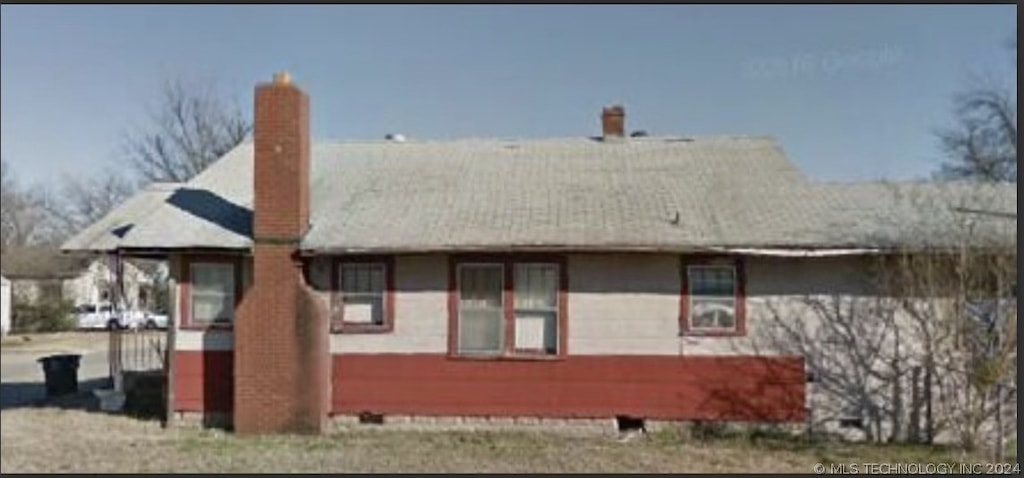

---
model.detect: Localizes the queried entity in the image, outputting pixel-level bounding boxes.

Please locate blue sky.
[0,5,1016,186]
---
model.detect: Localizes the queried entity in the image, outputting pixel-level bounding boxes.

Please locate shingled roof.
[61,136,1017,255]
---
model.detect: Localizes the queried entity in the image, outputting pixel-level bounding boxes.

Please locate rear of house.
[63,73,1016,435]
[172,252,853,426]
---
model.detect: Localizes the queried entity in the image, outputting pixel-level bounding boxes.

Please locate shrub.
[13,300,76,333]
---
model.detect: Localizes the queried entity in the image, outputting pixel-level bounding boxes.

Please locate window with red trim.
[512,263,560,354]
[451,257,567,358]
[680,257,747,337]
[180,256,241,330]
[331,257,395,334]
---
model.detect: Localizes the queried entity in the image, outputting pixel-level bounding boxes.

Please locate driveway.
[1,333,111,409]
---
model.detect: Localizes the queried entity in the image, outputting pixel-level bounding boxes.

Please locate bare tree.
[39,170,135,242]
[936,35,1017,183]
[1,159,50,251]
[756,292,905,444]
[752,184,1016,458]
[123,77,251,183]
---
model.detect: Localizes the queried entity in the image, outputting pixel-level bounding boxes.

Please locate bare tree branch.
[39,170,135,242]
[1,159,50,251]
[122,77,251,183]
[936,38,1017,183]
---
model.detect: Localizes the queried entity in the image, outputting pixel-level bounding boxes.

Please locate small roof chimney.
[602,105,625,140]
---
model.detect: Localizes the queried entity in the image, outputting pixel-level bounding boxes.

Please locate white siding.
[317,255,449,354]
[176,330,234,351]
[568,254,684,355]
[171,252,875,358]
[683,256,872,356]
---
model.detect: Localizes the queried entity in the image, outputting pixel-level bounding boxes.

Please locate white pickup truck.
[74,304,169,331]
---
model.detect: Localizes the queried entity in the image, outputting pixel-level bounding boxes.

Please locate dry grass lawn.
[0,332,108,353]
[0,407,992,474]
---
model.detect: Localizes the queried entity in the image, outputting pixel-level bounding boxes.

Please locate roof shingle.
[61,136,1017,254]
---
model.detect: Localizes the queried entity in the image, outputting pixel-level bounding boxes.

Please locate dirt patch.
[0,409,990,474]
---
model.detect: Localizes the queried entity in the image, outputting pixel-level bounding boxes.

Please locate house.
[0,246,161,313]
[62,73,1016,436]
[1,275,10,336]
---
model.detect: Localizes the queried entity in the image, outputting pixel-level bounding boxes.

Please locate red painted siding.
[174,351,806,422]
[332,354,807,422]
[173,351,234,413]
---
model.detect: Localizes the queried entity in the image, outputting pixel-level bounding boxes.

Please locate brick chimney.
[234,72,330,435]
[601,105,625,140]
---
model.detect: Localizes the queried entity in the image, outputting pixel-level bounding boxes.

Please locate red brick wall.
[602,105,625,138]
[253,78,310,239]
[234,75,330,435]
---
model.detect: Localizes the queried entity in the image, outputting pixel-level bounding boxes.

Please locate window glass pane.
[192,292,234,323]
[515,264,557,309]
[689,266,735,297]
[368,267,384,294]
[458,265,504,354]
[691,297,736,330]
[459,266,503,309]
[515,311,557,353]
[459,309,504,354]
[191,263,235,324]
[341,264,386,295]
[193,263,235,296]
[343,267,358,294]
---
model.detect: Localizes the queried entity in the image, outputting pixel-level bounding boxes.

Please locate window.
[457,265,505,355]
[452,257,565,358]
[332,258,395,333]
[514,264,559,354]
[340,264,386,325]
[689,266,737,330]
[681,258,746,336]
[189,262,237,326]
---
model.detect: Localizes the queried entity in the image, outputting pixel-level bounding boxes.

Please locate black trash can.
[38,354,82,398]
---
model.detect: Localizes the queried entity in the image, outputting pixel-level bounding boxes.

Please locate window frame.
[679,256,747,337]
[330,256,396,334]
[448,254,568,360]
[179,255,243,331]
[512,262,562,356]
[455,263,507,356]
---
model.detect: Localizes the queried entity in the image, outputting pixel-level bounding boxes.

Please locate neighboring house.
[0,246,160,313]
[63,73,1016,435]
[1,275,10,336]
